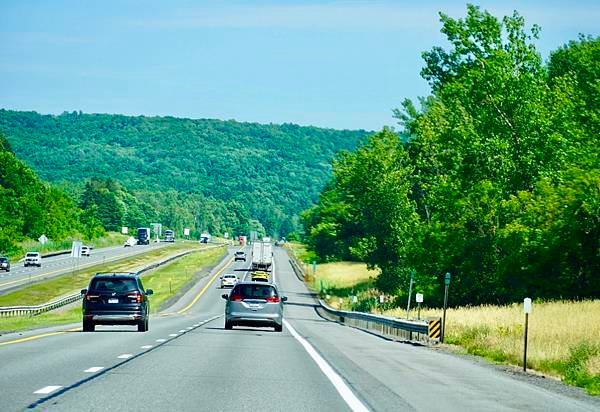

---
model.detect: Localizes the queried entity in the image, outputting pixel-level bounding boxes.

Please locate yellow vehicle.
[251,271,270,282]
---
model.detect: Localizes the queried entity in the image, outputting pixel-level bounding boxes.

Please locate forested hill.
[0,109,369,236]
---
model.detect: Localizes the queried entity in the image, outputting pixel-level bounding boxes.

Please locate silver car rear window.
[233,284,276,299]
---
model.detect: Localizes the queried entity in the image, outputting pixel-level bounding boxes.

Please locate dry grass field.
[311,261,380,290]
[388,300,600,394]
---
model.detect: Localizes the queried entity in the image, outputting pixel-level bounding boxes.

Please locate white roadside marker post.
[416,293,424,320]
[523,297,532,372]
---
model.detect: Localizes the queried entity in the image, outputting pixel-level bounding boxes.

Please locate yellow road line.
[0,327,80,347]
[177,255,234,314]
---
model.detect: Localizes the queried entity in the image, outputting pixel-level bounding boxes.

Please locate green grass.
[143,247,226,312]
[0,307,82,332]
[0,245,227,333]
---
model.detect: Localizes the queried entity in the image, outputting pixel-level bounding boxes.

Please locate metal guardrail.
[0,244,226,318]
[287,251,431,343]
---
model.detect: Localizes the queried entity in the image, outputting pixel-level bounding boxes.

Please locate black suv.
[81,273,153,332]
[0,257,10,272]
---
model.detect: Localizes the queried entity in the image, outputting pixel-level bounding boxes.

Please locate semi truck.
[251,240,273,272]
[200,233,211,243]
[164,230,175,243]
[137,227,151,245]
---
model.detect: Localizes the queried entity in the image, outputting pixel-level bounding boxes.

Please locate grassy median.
[142,246,226,312]
[291,253,600,395]
[0,244,227,333]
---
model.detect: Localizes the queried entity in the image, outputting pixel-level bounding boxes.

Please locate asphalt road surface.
[0,246,597,411]
[0,242,170,294]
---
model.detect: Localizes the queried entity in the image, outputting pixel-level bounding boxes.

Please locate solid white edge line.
[34,385,62,394]
[84,367,104,373]
[283,319,370,412]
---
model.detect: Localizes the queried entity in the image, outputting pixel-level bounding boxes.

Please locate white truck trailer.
[251,241,273,272]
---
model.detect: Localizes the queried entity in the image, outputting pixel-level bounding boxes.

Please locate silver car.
[222,282,287,332]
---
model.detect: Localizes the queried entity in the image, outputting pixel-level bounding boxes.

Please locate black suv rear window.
[90,278,138,292]
[232,284,276,299]
[0,258,7,262]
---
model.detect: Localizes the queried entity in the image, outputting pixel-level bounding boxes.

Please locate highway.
[0,246,597,411]
[0,242,170,294]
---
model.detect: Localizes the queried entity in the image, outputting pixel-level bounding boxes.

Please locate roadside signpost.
[523,297,532,372]
[38,234,48,245]
[70,241,82,258]
[406,271,415,319]
[184,228,190,238]
[441,272,451,343]
[70,241,82,280]
[121,227,128,235]
[416,293,424,320]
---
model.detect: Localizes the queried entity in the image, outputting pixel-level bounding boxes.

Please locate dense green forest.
[0,110,368,242]
[0,133,105,255]
[302,6,600,306]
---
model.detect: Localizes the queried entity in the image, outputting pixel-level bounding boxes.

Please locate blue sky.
[1,1,598,130]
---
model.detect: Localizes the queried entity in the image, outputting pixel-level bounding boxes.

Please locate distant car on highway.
[0,257,10,272]
[81,273,153,332]
[124,236,136,247]
[234,251,246,261]
[81,245,91,257]
[222,282,286,332]
[24,252,42,267]
[220,273,238,288]
[164,229,175,243]
[251,271,269,282]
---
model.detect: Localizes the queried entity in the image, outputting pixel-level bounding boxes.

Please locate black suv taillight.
[127,292,143,303]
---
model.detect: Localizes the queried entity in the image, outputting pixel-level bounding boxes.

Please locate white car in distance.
[220,274,238,288]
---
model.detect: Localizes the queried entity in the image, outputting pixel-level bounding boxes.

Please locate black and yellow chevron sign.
[428,318,442,340]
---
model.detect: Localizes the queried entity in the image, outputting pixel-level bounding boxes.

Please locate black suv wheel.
[83,320,95,332]
[138,318,148,332]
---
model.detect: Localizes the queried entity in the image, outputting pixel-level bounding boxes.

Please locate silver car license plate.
[108,298,118,304]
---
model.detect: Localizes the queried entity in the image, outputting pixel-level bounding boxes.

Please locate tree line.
[302,5,599,306]
[0,109,368,239]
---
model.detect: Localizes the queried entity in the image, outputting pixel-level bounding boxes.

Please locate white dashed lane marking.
[169,334,178,337]
[117,354,133,359]
[156,339,166,342]
[178,329,186,333]
[141,345,153,349]
[84,367,104,373]
[34,385,62,394]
